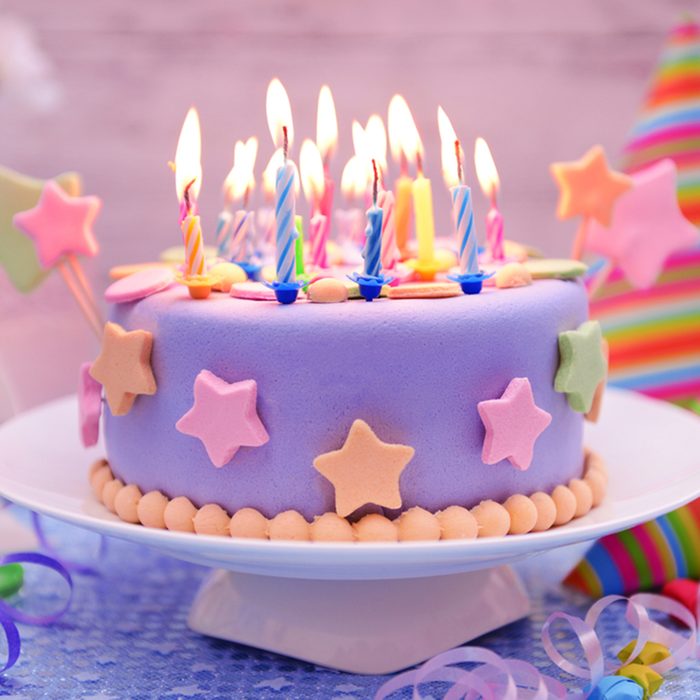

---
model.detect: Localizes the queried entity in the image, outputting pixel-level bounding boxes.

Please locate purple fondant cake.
[84,272,608,540]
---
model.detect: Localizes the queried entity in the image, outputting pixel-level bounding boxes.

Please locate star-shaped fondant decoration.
[586,159,699,289]
[89,322,157,416]
[555,320,608,413]
[176,370,269,468]
[0,166,82,293]
[477,377,552,471]
[13,179,101,270]
[313,419,415,518]
[550,145,633,226]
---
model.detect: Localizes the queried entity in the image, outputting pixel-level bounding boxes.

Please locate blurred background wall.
[0,0,696,418]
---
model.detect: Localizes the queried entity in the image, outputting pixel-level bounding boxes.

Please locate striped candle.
[452,185,478,274]
[486,206,504,261]
[378,189,398,270]
[309,212,327,268]
[229,210,252,263]
[275,161,297,283]
[215,210,233,258]
[362,205,383,277]
[180,214,205,278]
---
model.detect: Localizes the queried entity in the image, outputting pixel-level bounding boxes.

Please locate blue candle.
[215,210,233,258]
[362,205,383,277]
[275,160,297,283]
[452,184,479,275]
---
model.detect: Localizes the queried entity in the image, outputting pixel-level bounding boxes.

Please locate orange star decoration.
[550,145,633,227]
[90,322,157,416]
[313,419,415,518]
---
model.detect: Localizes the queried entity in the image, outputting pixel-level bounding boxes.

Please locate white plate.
[0,389,699,580]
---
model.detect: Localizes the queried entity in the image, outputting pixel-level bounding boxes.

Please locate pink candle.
[309,212,328,268]
[317,170,334,268]
[486,202,504,261]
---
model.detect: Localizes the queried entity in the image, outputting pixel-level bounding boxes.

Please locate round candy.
[78,362,102,447]
[0,564,24,599]
[104,266,175,304]
[209,262,247,292]
[109,262,173,281]
[495,262,532,289]
[308,278,348,304]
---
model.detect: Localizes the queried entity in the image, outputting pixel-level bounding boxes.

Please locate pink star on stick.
[13,180,101,269]
[477,377,552,471]
[586,159,699,289]
[176,370,269,468]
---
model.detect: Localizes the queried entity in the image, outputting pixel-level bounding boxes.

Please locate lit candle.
[339,155,367,247]
[438,107,478,275]
[363,114,398,270]
[412,161,435,268]
[475,137,504,262]
[220,137,258,262]
[388,95,415,258]
[362,161,384,277]
[316,85,337,265]
[295,215,306,277]
[300,138,328,269]
[175,107,205,278]
[266,78,297,284]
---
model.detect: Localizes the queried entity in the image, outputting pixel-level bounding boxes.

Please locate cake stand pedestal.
[188,565,529,674]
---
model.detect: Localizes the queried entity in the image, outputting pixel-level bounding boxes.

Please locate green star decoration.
[0,166,82,293]
[555,320,607,413]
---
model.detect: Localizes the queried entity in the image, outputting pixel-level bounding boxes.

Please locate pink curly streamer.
[374,593,697,700]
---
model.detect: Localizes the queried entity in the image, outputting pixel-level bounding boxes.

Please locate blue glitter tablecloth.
[2,511,699,699]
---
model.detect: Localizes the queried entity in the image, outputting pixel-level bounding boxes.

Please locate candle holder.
[176,273,218,300]
[233,260,263,281]
[264,280,306,305]
[405,257,451,282]
[347,272,393,302]
[447,271,494,296]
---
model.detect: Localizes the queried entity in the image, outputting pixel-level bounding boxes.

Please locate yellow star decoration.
[550,145,633,226]
[0,166,82,293]
[313,419,415,518]
[90,322,157,416]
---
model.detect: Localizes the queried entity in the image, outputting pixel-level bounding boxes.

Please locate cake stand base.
[187,565,530,674]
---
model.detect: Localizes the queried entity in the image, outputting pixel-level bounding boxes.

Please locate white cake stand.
[0,389,699,674]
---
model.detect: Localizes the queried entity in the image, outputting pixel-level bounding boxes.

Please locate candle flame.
[266,78,294,151]
[387,94,423,167]
[437,106,463,189]
[262,148,300,199]
[175,106,202,203]
[340,155,367,200]
[316,85,338,162]
[474,137,500,199]
[300,139,325,204]
[224,136,258,203]
[365,114,388,174]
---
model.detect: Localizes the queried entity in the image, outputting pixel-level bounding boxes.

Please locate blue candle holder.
[263,280,306,305]
[233,260,263,281]
[348,272,394,302]
[447,271,494,296]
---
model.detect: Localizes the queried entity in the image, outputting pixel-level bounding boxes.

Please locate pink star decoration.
[12,179,101,269]
[176,369,269,468]
[477,377,552,471]
[586,159,699,289]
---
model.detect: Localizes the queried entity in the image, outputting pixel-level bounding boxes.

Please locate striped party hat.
[565,499,700,596]
[589,16,700,404]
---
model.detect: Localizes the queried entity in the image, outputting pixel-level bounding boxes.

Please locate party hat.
[565,499,700,596]
[588,16,700,404]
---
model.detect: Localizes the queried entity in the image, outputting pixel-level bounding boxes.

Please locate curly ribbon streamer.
[0,552,73,674]
[31,511,107,575]
[374,646,568,700]
[375,593,697,699]
[542,593,696,697]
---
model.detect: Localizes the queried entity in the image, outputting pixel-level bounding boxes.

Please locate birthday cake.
[5,83,618,542]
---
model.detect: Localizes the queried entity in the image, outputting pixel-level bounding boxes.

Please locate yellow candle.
[412,174,435,265]
[395,175,412,257]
